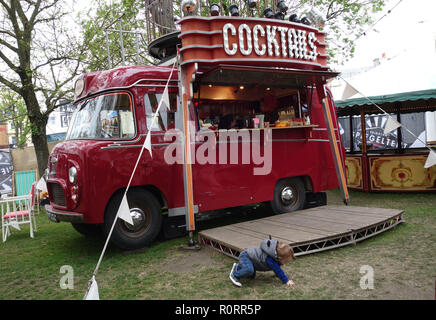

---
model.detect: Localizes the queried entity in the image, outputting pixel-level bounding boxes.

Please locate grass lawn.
[0,189,435,300]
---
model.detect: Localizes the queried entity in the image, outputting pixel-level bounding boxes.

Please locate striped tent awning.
[335,89,436,116]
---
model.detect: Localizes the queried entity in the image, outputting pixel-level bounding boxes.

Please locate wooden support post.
[179,58,200,250]
[319,86,349,204]
[360,109,370,192]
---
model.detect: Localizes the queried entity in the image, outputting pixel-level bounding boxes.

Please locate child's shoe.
[229,263,241,287]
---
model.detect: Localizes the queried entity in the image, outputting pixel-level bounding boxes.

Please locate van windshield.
[67,92,135,140]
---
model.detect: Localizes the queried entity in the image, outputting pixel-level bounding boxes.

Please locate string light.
[347,0,404,47]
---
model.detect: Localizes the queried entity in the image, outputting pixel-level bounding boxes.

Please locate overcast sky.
[336,0,436,70]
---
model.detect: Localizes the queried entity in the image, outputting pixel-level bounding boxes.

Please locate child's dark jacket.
[245,239,289,283]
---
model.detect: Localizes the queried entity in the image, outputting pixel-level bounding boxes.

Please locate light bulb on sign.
[181,0,198,16]
[301,17,312,26]
[289,13,300,23]
[246,0,257,9]
[263,8,274,19]
[210,3,220,16]
[229,4,239,16]
[277,1,288,13]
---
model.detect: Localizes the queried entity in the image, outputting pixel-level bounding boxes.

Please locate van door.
[192,120,254,212]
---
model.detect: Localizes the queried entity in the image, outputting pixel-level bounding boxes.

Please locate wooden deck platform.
[198,205,404,258]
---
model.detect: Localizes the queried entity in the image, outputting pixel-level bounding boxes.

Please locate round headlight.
[74,77,84,98]
[69,166,77,184]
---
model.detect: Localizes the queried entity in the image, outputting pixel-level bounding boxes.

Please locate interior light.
[263,8,274,19]
[266,87,271,91]
[208,84,213,87]
[210,3,220,16]
[229,4,239,16]
[240,86,245,90]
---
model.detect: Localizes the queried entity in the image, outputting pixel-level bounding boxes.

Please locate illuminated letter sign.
[253,25,266,56]
[223,23,237,55]
[238,24,252,56]
[222,23,318,61]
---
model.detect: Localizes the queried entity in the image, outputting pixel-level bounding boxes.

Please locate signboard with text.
[179,17,329,70]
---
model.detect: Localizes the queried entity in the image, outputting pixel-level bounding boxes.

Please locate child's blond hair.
[276,242,295,264]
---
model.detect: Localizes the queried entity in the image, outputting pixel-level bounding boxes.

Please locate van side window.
[144,93,177,131]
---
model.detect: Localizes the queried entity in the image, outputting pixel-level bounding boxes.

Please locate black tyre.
[103,189,163,250]
[270,178,306,214]
[71,223,102,236]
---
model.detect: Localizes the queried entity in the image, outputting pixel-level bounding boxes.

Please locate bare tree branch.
[0,73,22,94]
[0,49,20,72]
[29,0,42,24]
[0,38,19,52]
[13,0,30,26]
[0,0,11,12]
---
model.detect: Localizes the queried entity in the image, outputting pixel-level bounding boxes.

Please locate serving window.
[194,84,313,131]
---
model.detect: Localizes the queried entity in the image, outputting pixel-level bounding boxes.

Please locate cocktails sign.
[222,23,318,61]
[179,17,328,69]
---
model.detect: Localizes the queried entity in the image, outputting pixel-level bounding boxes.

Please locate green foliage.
[0,0,87,176]
[0,190,435,299]
[297,0,386,64]
[79,0,386,68]
[79,0,152,72]
[0,89,31,148]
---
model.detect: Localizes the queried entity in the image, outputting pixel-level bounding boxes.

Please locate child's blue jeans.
[234,250,255,279]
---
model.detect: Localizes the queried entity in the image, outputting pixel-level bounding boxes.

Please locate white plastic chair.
[1,183,37,242]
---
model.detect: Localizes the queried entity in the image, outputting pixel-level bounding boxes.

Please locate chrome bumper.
[45,204,84,223]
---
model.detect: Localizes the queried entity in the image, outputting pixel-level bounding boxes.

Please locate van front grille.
[49,183,66,207]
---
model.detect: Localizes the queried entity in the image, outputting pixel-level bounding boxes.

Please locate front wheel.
[103,189,163,250]
[270,178,306,214]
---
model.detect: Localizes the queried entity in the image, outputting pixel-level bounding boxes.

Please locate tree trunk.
[22,88,49,178]
[31,126,49,178]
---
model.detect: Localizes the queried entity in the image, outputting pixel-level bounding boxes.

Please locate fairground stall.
[46,0,353,250]
[335,89,436,192]
[173,0,350,237]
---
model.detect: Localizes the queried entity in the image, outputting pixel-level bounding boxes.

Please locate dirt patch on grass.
[376,280,435,300]
[153,246,219,274]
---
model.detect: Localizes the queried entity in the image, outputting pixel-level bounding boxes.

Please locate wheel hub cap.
[281,187,295,205]
[123,208,146,232]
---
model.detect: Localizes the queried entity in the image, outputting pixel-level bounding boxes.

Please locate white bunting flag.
[383,116,402,135]
[84,61,178,301]
[117,194,133,225]
[84,276,100,300]
[424,149,436,168]
[161,86,170,110]
[341,82,359,100]
[144,132,152,157]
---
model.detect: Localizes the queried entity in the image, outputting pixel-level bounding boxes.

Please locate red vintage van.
[45,16,346,250]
